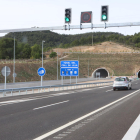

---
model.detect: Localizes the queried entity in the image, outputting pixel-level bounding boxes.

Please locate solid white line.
[33,89,140,140]
[33,100,69,110]
[106,89,113,92]
[122,114,140,140]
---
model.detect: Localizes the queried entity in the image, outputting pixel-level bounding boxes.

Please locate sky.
[0,0,140,37]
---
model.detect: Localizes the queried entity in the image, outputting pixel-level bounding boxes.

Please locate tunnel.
[92,68,109,78]
[138,70,140,78]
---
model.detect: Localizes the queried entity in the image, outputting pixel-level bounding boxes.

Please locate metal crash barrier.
[0,81,113,97]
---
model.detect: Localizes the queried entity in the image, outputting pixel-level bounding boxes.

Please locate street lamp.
[41,40,45,86]
[42,40,45,68]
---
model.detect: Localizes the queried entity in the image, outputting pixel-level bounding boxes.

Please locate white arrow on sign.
[38,70,45,75]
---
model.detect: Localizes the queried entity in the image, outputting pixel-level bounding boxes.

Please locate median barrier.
[0,81,113,97]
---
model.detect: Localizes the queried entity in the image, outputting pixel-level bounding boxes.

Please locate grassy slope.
[0,53,140,83]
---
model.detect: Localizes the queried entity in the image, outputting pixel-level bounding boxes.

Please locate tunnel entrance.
[92,68,109,78]
[138,71,140,78]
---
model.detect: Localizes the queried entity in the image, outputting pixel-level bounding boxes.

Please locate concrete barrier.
[122,114,140,140]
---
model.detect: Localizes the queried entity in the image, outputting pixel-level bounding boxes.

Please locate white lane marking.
[106,89,113,92]
[122,114,140,140]
[135,83,138,84]
[0,85,112,106]
[0,95,55,106]
[33,100,69,110]
[33,89,140,140]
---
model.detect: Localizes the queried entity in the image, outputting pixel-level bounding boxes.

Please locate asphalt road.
[0,80,140,140]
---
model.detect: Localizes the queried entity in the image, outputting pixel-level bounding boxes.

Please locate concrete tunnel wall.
[92,68,109,78]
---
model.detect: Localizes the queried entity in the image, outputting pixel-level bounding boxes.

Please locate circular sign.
[38,67,46,76]
[13,73,17,77]
[81,12,92,23]
[1,66,11,77]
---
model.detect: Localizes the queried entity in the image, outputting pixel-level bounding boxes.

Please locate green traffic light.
[102,15,107,20]
[65,17,70,22]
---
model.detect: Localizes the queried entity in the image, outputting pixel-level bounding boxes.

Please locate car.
[113,77,132,91]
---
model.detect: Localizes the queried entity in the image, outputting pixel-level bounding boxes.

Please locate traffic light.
[101,6,108,21]
[65,8,71,23]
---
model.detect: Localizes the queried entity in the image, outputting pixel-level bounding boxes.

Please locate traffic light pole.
[1,22,140,33]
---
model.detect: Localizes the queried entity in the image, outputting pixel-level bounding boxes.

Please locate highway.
[0,80,140,140]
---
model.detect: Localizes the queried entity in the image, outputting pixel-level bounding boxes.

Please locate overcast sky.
[0,0,140,36]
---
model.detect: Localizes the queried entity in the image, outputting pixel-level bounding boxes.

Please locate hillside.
[2,31,122,48]
[53,41,136,54]
[0,52,140,83]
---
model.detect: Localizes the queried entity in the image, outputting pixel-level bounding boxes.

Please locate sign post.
[60,60,79,85]
[37,67,46,86]
[1,66,11,96]
[70,76,71,84]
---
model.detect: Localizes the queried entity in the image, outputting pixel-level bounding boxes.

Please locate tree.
[71,40,80,46]
[49,52,57,58]
[80,38,86,45]
[31,44,41,59]
[0,38,17,59]
[21,44,31,58]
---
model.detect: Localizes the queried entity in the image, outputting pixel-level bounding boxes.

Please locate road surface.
[0,80,140,140]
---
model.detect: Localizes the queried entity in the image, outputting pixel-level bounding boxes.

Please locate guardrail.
[0,77,111,89]
[0,81,113,97]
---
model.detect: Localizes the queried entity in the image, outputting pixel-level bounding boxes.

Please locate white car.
[113,77,132,91]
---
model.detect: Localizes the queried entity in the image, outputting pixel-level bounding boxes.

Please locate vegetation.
[1,31,140,59]
[0,38,43,59]
[31,44,42,59]
[49,51,57,58]
[0,53,139,83]
[2,31,122,49]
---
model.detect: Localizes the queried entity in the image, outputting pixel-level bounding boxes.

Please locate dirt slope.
[53,41,135,54]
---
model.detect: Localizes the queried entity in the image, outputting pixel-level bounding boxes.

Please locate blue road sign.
[60,61,79,76]
[38,67,46,76]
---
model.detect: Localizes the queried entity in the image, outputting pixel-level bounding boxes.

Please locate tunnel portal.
[138,71,140,78]
[92,68,109,78]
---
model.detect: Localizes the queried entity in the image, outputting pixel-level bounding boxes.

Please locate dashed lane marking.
[33,100,69,110]
[106,89,113,92]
